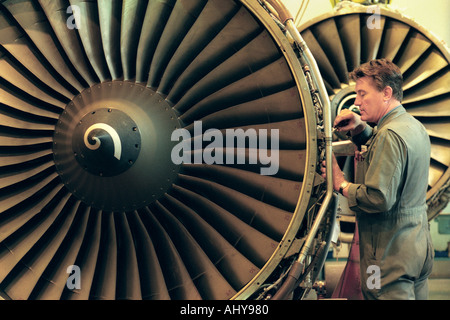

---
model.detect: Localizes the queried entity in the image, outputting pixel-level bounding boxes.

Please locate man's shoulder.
[379,111,429,150]
[382,110,426,135]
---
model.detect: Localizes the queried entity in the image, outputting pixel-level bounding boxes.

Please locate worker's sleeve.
[351,124,373,149]
[347,129,407,214]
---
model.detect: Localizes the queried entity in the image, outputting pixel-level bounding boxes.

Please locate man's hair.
[350,59,403,102]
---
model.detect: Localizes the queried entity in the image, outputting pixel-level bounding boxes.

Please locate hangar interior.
[0,0,448,300]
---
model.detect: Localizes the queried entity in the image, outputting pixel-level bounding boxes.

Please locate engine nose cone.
[53,82,181,212]
[72,108,141,177]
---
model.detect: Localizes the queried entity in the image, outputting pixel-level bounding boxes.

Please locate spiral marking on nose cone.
[83,123,122,160]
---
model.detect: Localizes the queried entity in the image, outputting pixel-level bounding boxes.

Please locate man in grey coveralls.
[322,59,434,299]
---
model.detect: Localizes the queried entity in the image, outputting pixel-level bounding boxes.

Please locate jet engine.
[0,0,336,300]
[0,0,447,301]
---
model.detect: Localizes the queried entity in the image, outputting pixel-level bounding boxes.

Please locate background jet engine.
[297,3,450,220]
[0,0,334,300]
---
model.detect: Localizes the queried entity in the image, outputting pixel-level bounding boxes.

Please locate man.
[322,59,434,299]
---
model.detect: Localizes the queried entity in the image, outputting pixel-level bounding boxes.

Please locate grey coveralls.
[347,105,434,300]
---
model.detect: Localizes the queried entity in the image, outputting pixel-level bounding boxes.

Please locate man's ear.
[383,86,393,101]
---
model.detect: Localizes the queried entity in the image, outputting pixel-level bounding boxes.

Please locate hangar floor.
[429,259,450,300]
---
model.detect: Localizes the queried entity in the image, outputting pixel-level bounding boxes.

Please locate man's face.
[354,76,389,124]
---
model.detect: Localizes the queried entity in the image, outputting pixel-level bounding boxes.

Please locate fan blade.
[176,174,292,241]
[395,31,432,74]
[186,87,303,130]
[147,0,208,88]
[423,121,450,141]
[336,14,361,73]
[361,13,385,62]
[0,52,68,108]
[139,206,201,300]
[181,164,301,211]
[0,167,58,213]
[0,188,70,296]
[115,211,142,299]
[170,184,278,268]
[407,96,450,118]
[403,68,450,104]
[62,208,102,300]
[300,28,341,91]
[0,156,54,189]
[312,17,348,84]
[126,210,170,300]
[120,0,148,80]
[403,49,448,91]
[0,83,61,119]
[135,0,176,83]
[33,202,90,299]
[89,211,117,300]
[430,139,450,167]
[2,0,84,93]
[0,10,74,99]
[0,179,63,244]
[3,196,79,300]
[98,0,123,80]
[179,57,296,124]
[152,200,236,299]
[161,193,260,290]
[38,0,98,86]
[165,6,261,104]
[174,32,283,115]
[157,0,239,94]
[379,19,410,61]
[68,0,110,82]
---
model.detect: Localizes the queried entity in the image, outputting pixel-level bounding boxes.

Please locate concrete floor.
[428,258,450,300]
[429,279,450,300]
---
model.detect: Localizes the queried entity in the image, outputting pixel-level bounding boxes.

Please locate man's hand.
[321,153,347,193]
[334,109,366,136]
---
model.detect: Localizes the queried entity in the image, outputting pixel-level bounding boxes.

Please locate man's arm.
[346,129,407,214]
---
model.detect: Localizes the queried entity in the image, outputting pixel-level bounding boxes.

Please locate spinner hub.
[72,108,141,177]
[53,82,182,212]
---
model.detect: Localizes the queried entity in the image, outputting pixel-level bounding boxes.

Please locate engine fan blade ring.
[0,0,327,300]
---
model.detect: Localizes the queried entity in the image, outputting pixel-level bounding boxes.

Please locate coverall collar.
[377,104,404,130]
